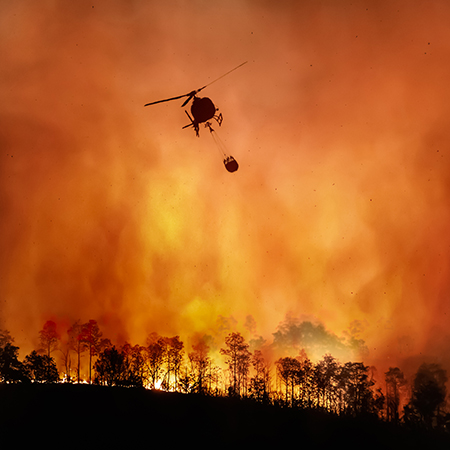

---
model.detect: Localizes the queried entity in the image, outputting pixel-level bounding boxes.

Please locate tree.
[338,362,382,416]
[67,320,87,383]
[385,367,407,423]
[94,346,126,386]
[163,336,184,391]
[39,320,60,357]
[314,354,340,413]
[59,343,72,383]
[23,350,59,383]
[121,343,147,387]
[0,329,14,348]
[146,333,167,389]
[297,351,314,408]
[0,342,27,383]
[220,332,251,397]
[78,320,103,384]
[404,363,447,429]
[187,340,211,394]
[248,350,271,403]
[275,356,301,407]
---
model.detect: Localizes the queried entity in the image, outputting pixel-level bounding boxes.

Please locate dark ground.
[0,384,449,449]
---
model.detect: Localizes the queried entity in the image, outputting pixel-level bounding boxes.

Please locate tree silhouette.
[275,356,301,407]
[23,350,59,383]
[78,320,103,384]
[0,329,14,348]
[404,363,448,429]
[0,342,27,383]
[67,320,87,383]
[121,343,147,387]
[94,346,126,386]
[220,332,251,397]
[38,320,60,357]
[248,350,271,403]
[163,336,184,391]
[146,333,167,389]
[338,362,383,416]
[59,343,72,382]
[6,314,450,442]
[297,351,314,408]
[385,367,407,423]
[186,340,211,394]
[314,354,340,412]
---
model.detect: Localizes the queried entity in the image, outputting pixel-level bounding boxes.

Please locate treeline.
[0,321,449,434]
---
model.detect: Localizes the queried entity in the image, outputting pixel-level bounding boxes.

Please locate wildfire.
[1,0,450,385]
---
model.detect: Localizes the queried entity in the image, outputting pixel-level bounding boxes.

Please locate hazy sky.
[2,0,450,375]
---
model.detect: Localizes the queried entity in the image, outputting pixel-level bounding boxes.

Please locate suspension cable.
[207,123,228,159]
[206,122,239,172]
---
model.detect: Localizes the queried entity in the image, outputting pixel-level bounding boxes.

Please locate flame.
[1,1,450,378]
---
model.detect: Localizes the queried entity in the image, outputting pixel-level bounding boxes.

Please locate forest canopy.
[0,320,448,435]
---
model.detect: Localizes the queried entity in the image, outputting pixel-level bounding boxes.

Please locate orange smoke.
[2,1,450,379]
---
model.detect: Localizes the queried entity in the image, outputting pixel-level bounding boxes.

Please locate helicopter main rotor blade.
[181,91,201,107]
[144,90,196,107]
[195,61,248,93]
[144,62,247,107]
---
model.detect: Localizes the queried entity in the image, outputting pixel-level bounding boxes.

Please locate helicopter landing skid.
[204,113,222,133]
[183,111,222,137]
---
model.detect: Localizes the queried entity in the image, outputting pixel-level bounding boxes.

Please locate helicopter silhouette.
[144,62,247,172]
[144,61,247,136]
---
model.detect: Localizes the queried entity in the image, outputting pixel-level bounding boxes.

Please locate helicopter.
[144,62,247,172]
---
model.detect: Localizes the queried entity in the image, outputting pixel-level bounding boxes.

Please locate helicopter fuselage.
[183,96,223,136]
[190,97,216,124]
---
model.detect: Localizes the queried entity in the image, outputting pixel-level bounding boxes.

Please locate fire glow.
[2,0,450,380]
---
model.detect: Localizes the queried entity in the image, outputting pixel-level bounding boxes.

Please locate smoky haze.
[1,0,450,375]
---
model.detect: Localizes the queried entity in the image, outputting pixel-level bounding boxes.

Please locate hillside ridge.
[0,383,448,449]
